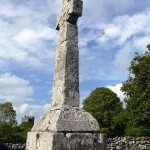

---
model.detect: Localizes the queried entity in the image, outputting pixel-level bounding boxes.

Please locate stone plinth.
[26,132,101,150]
[27,107,101,150]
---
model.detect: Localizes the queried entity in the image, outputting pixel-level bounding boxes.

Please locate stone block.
[57,23,78,45]
[26,132,67,150]
[99,134,107,150]
[68,0,83,17]
[66,133,94,150]
[26,132,102,150]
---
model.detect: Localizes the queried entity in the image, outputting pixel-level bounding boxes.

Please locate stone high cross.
[26,1,101,149]
[52,0,83,108]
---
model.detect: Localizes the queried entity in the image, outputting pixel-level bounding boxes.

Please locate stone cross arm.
[56,0,83,30]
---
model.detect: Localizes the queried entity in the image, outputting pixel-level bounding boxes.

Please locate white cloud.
[114,35,150,75]
[114,43,132,72]
[14,27,57,46]
[0,0,57,70]
[83,0,135,25]
[97,9,150,46]
[133,35,150,52]
[0,73,34,106]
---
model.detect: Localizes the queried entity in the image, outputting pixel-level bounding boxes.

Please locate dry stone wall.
[0,143,26,150]
[1,136,150,150]
[107,136,150,150]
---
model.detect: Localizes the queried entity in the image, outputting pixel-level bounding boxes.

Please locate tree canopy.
[0,102,17,126]
[121,45,150,136]
[82,87,124,137]
[0,102,17,142]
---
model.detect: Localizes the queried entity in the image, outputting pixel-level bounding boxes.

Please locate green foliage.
[0,102,33,142]
[0,121,33,143]
[125,126,150,137]
[0,102,17,142]
[83,87,124,137]
[16,122,33,142]
[121,45,150,136]
[0,102,17,126]
[0,122,15,142]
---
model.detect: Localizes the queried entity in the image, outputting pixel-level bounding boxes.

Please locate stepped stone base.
[26,107,101,150]
[26,132,102,150]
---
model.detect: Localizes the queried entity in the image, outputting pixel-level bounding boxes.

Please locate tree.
[121,45,150,136]
[0,102,17,142]
[83,87,124,137]
[0,102,17,126]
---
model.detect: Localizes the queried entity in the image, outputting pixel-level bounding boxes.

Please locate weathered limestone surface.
[26,0,101,149]
[52,0,83,109]
[32,107,99,132]
[26,132,101,150]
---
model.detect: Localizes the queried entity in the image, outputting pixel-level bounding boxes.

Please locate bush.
[14,122,33,142]
[125,126,150,137]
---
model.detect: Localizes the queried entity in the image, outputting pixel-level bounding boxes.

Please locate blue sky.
[0,0,150,122]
